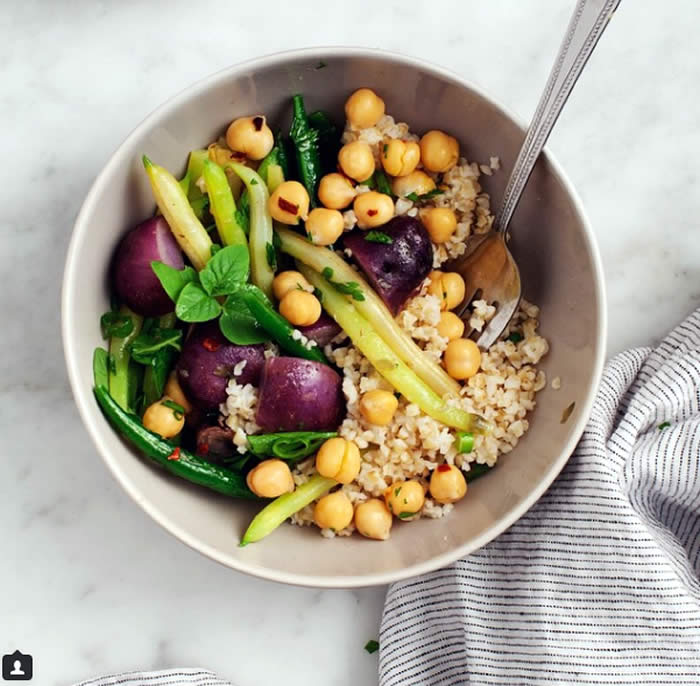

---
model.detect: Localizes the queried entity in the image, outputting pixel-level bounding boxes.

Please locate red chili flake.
[197,442,209,456]
[437,464,451,472]
[252,116,264,131]
[202,337,221,352]
[167,447,181,461]
[278,196,299,214]
[367,209,378,217]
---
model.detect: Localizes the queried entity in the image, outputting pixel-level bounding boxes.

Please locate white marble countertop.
[3,1,700,684]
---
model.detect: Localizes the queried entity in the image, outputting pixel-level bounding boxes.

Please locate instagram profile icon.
[2,651,32,681]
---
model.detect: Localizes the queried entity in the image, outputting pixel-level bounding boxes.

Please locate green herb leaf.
[151,262,198,303]
[219,294,269,345]
[175,283,221,322]
[235,189,250,236]
[322,267,333,279]
[372,169,393,197]
[266,242,277,270]
[658,421,671,430]
[247,431,338,460]
[162,398,185,420]
[383,143,389,156]
[465,462,493,483]
[211,243,222,256]
[398,511,417,519]
[418,188,444,200]
[199,245,250,296]
[315,60,327,69]
[456,431,474,454]
[93,347,109,388]
[320,266,365,301]
[129,327,182,365]
[364,640,379,654]
[507,332,524,343]
[250,177,258,185]
[364,231,393,244]
[405,192,419,202]
[100,311,134,339]
[394,486,402,497]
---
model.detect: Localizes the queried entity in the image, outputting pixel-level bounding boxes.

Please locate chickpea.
[427,270,465,311]
[355,499,393,540]
[164,372,192,414]
[353,191,395,229]
[313,491,354,531]
[142,395,185,439]
[279,289,321,327]
[315,437,361,484]
[225,115,274,161]
[444,338,482,380]
[246,459,295,498]
[272,270,312,301]
[429,464,467,504]
[384,480,425,519]
[391,170,436,198]
[305,208,344,246]
[420,207,458,244]
[437,311,465,341]
[338,141,375,182]
[359,389,398,426]
[269,181,310,224]
[318,173,357,209]
[382,139,421,177]
[345,88,385,129]
[419,130,460,172]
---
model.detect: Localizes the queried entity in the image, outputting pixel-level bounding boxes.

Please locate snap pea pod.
[109,306,143,412]
[240,474,336,545]
[142,155,213,271]
[300,265,490,433]
[237,286,329,364]
[202,160,248,248]
[289,94,321,206]
[94,384,259,500]
[247,431,337,460]
[229,162,274,299]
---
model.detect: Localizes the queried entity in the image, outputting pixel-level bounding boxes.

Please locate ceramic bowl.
[62,48,606,587]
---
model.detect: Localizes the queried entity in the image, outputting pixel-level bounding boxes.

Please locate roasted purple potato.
[344,215,433,314]
[195,426,238,461]
[297,312,342,347]
[112,216,184,316]
[256,357,344,432]
[176,322,265,410]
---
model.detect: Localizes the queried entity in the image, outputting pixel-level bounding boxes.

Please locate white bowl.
[62,47,606,587]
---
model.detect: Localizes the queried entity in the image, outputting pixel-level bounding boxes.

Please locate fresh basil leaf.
[199,245,250,296]
[151,262,198,302]
[100,311,134,339]
[175,283,221,322]
[130,328,182,365]
[219,294,269,345]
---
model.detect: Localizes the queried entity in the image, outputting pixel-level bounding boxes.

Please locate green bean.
[202,160,247,248]
[240,474,336,545]
[289,94,321,206]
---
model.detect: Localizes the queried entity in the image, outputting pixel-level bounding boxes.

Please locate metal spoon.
[451,0,621,349]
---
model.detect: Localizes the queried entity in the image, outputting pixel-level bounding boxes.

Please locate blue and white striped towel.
[74,310,700,686]
[379,308,700,685]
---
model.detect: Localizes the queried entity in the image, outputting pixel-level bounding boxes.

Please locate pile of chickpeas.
[245,435,469,540]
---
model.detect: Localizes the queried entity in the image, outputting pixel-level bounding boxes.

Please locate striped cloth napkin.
[379,309,700,685]
[74,310,700,686]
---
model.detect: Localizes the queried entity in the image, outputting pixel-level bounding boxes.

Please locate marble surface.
[3,1,700,684]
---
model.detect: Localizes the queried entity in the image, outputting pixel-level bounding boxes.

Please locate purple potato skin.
[297,312,341,347]
[256,357,345,432]
[176,322,265,410]
[195,426,237,462]
[343,215,433,314]
[112,216,184,316]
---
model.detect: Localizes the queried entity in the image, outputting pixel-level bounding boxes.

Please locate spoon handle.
[495,0,621,234]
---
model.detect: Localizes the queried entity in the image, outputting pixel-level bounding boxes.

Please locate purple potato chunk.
[176,322,265,410]
[195,426,237,462]
[296,312,342,347]
[256,357,344,432]
[343,215,433,314]
[112,216,184,316]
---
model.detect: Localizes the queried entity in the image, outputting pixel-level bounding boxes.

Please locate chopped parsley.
[364,230,393,244]
[405,189,445,203]
[364,640,379,654]
[383,143,389,156]
[265,242,277,270]
[394,486,402,497]
[658,421,671,430]
[507,332,524,343]
[250,178,258,185]
[162,399,185,420]
[321,266,365,301]
[398,512,416,519]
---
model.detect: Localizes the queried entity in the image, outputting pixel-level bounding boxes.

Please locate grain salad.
[96,86,548,546]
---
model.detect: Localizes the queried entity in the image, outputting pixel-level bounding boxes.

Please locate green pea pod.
[228,163,274,299]
[93,384,258,500]
[289,94,321,206]
[237,285,329,364]
[247,431,338,460]
[240,474,336,545]
[202,160,248,248]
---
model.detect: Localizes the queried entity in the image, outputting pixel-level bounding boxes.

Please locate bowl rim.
[62,46,607,588]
